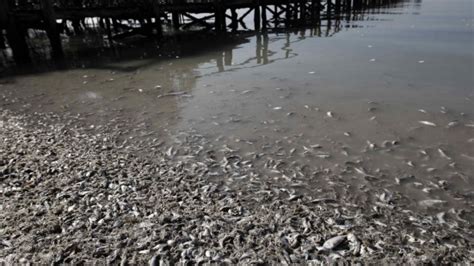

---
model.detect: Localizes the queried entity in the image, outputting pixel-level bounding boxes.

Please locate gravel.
[1,110,472,264]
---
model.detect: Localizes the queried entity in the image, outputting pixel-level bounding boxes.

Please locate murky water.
[1,0,473,212]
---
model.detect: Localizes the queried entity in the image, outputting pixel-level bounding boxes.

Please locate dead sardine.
[315,153,331,159]
[447,121,459,128]
[418,121,437,127]
[438,148,452,160]
[461,154,474,161]
[319,235,346,250]
[419,199,447,208]
[347,233,361,255]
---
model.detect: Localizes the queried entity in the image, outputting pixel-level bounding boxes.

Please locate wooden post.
[0,30,5,49]
[262,33,268,64]
[254,0,260,31]
[224,48,232,66]
[335,0,341,13]
[231,8,238,31]
[256,33,261,64]
[152,1,163,36]
[327,0,332,19]
[40,0,63,59]
[216,0,226,33]
[299,0,306,24]
[217,52,224,72]
[0,5,6,49]
[285,1,291,27]
[316,0,321,20]
[261,5,267,30]
[346,0,352,13]
[105,18,113,43]
[172,13,180,29]
[1,0,31,63]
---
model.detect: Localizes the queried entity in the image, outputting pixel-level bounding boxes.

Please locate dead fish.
[438,148,452,160]
[354,167,370,176]
[436,212,446,224]
[289,148,296,156]
[422,187,433,193]
[164,91,190,97]
[303,146,312,152]
[418,109,428,113]
[347,233,361,255]
[418,121,437,127]
[447,121,459,128]
[320,235,346,250]
[419,199,447,208]
[461,154,474,161]
[366,141,376,150]
[426,167,436,173]
[315,153,331,159]
[344,132,351,137]
[326,111,334,118]
[273,106,283,110]
[241,90,252,94]
[166,147,176,157]
[395,175,414,184]
[465,123,474,128]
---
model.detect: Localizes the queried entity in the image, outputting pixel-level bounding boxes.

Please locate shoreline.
[0,109,472,264]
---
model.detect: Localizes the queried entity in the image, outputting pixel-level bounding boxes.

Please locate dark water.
[1,0,473,211]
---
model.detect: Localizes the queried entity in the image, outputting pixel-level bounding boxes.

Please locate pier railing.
[0,0,404,64]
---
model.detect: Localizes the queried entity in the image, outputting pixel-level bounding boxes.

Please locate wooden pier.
[0,0,401,64]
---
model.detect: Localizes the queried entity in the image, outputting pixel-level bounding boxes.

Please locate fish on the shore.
[419,199,447,208]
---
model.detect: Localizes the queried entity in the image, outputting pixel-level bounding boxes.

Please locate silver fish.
[321,235,346,250]
[418,121,437,127]
[438,148,452,160]
[419,199,447,207]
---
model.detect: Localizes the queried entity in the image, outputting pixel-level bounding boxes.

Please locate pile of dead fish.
[0,110,472,264]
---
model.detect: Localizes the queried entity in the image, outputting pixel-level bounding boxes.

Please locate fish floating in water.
[438,148,452,160]
[418,121,437,127]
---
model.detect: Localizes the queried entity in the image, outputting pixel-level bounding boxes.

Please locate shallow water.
[1,0,473,212]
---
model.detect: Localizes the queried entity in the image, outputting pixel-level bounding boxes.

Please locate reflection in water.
[1,0,473,213]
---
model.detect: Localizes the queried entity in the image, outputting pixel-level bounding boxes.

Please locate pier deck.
[0,0,399,63]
